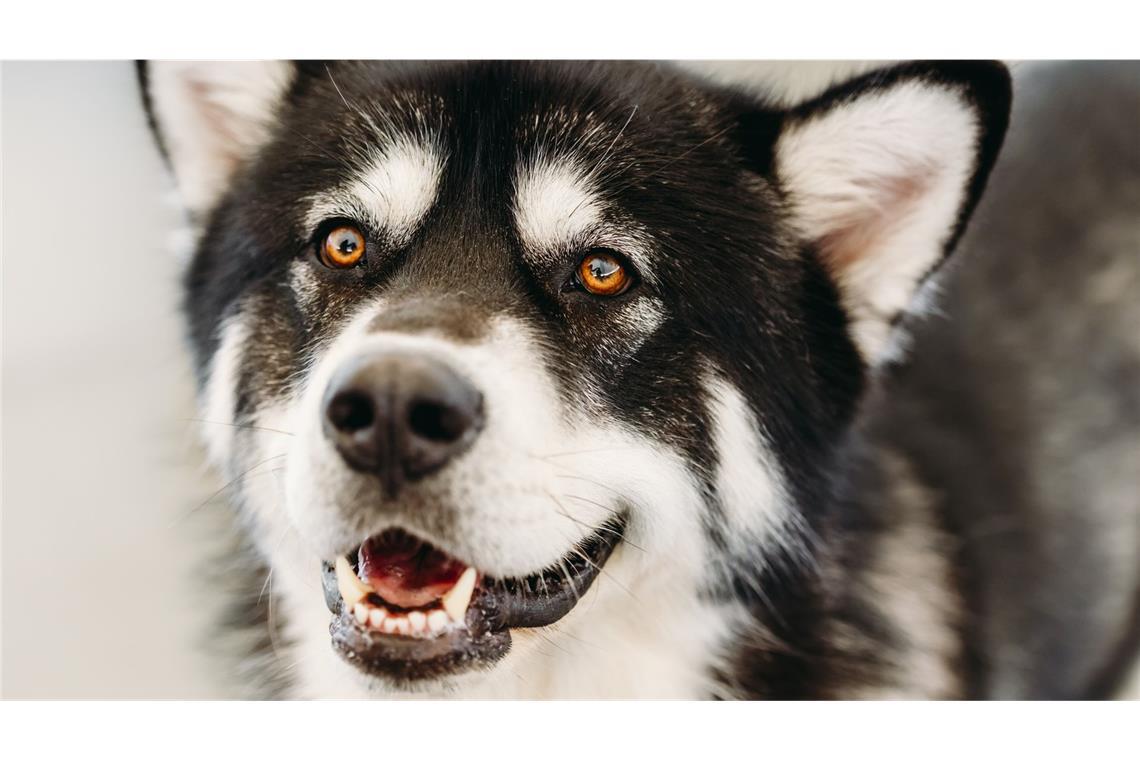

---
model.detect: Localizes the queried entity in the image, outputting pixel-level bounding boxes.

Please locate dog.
[139,60,1140,698]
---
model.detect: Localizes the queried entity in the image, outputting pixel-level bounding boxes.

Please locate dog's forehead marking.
[513,152,603,258]
[304,135,445,243]
[512,149,658,282]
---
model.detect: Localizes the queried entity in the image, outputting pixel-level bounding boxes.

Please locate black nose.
[322,352,484,496]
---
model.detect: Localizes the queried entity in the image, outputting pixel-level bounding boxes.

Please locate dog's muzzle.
[313,346,628,684]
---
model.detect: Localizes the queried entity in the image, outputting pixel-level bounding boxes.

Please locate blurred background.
[2,62,226,697]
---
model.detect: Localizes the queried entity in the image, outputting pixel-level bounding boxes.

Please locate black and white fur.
[140,60,1140,698]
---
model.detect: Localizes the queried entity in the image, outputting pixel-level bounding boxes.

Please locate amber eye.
[319,225,366,268]
[576,250,632,297]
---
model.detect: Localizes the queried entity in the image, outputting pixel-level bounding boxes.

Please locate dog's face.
[144,61,1009,696]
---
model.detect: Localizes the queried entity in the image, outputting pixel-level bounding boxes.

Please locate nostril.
[322,352,484,484]
[408,401,467,443]
[328,391,376,433]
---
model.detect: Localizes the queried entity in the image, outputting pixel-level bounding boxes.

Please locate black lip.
[319,517,626,683]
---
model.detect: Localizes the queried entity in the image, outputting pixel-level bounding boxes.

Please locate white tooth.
[353,603,369,625]
[335,556,372,607]
[391,617,410,636]
[441,567,477,623]
[381,617,399,635]
[427,609,450,634]
[369,607,387,628]
[408,611,427,634]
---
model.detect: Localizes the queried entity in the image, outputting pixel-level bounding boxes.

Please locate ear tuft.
[141,61,295,218]
[775,62,1011,362]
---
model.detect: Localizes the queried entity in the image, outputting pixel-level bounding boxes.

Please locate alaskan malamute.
[139,60,1140,698]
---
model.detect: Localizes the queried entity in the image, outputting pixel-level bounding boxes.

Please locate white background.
[2,62,225,697]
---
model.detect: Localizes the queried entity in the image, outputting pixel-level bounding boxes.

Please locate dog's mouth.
[320,519,625,683]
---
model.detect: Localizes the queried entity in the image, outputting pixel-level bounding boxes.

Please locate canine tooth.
[427,610,450,633]
[335,556,372,607]
[353,603,369,625]
[408,611,427,634]
[369,607,387,628]
[441,567,477,623]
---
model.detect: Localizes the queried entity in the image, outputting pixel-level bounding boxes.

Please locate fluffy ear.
[772,62,1011,362]
[139,61,296,217]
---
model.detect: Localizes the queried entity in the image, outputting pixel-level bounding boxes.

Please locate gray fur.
[855,61,1140,698]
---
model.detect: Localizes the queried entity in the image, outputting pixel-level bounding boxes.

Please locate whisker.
[257,527,292,606]
[529,453,651,511]
[325,64,352,111]
[535,453,654,560]
[562,118,610,162]
[552,473,629,504]
[545,620,598,650]
[552,503,598,535]
[181,453,289,520]
[606,123,735,197]
[557,558,581,604]
[587,104,638,181]
[524,450,638,511]
[257,567,274,607]
[184,418,295,437]
[548,491,646,554]
[534,629,571,657]
[577,516,645,554]
[642,124,734,179]
[552,524,640,605]
[283,123,356,173]
[559,491,623,518]
[568,544,639,602]
[531,446,639,460]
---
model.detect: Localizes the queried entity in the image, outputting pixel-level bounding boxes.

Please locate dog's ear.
[766,62,1011,362]
[139,61,296,217]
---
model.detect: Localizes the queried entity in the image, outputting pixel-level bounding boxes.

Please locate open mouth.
[320,518,626,683]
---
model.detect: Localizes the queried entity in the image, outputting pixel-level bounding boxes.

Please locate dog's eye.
[576,250,632,297]
[319,225,366,269]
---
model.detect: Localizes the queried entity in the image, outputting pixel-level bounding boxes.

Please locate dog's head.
[143,61,1009,695]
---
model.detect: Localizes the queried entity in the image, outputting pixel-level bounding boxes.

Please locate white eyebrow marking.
[305,135,445,244]
[513,152,603,254]
[512,150,657,282]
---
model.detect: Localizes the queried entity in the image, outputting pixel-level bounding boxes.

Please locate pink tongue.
[357,531,467,609]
